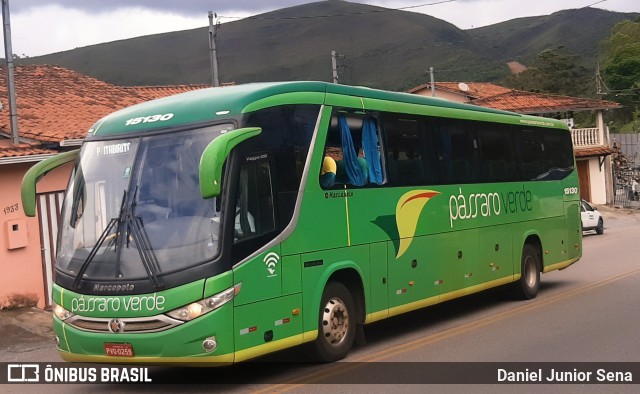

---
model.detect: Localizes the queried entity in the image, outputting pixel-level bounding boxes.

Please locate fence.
[611,133,640,208]
[611,133,640,164]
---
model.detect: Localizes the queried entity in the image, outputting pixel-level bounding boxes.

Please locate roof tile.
[0,65,207,145]
[0,142,57,158]
[574,146,615,158]
[471,90,622,114]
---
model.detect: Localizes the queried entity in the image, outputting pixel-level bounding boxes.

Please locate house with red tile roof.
[408,82,623,205]
[407,81,512,101]
[0,64,208,309]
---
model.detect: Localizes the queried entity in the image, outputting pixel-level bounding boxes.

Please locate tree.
[503,46,591,97]
[599,18,640,132]
[601,19,640,100]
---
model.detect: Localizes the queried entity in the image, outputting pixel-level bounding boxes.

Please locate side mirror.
[199,127,262,198]
[21,149,79,217]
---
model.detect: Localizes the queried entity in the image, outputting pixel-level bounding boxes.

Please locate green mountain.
[18,0,639,91]
[468,6,638,67]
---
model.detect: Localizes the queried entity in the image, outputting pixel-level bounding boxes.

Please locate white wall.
[588,158,607,204]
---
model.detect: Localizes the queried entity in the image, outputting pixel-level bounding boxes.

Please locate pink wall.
[0,161,72,309]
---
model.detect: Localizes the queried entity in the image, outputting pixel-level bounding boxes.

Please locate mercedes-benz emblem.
[108,318,125,333]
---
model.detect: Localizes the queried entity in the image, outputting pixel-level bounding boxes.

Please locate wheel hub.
[524,256,537,288]
[321,297,349,345]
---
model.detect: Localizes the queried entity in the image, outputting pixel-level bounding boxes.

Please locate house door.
[36,191,64,309]
[577,160,591,201]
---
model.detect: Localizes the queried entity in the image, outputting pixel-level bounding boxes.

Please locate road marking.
[253,267,640,393]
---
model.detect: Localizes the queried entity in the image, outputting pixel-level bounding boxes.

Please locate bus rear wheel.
[512,244,541,300]
[309,281,356,362]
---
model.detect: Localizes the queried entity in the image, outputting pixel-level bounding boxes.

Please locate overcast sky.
[2,0,638,57]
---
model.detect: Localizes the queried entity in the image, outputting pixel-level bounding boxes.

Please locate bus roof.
[87,81,567,137]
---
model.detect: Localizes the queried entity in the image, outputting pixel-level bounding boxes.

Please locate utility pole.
[2,0,19,144]
[595,63,608,95]
[208,11,220,87]
[429,66,435,97]
[331,50,339,84]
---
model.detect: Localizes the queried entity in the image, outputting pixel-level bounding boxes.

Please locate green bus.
[22,81,582,365]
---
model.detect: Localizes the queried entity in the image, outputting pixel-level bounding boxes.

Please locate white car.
[581,199,604,235]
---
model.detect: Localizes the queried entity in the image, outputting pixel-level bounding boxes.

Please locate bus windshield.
[56,125,232,284]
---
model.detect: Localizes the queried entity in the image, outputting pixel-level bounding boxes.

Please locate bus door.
[230,152,303,360]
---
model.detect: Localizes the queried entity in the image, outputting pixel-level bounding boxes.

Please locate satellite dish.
[458,82,470,92]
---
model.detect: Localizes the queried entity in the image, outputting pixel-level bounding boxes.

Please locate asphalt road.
[3,204,639,393]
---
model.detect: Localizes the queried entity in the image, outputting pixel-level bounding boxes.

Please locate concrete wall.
[588,158,608,205]
[411,88,468,103]
[0,162,72,309]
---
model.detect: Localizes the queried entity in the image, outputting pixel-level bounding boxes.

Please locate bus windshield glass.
[56,124,232,282]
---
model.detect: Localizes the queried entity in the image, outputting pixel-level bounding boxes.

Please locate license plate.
[104,343,134,357]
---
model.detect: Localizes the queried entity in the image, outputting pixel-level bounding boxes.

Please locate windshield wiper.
[71,186,165,290]
[123,186,164,289]
[72,190,127,290]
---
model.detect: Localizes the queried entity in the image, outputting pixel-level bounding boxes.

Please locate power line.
[582,0,607,8]
[219,1,456,21]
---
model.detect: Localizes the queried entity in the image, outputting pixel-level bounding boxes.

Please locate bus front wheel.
[512,244,541,300]
[310,281,356,362]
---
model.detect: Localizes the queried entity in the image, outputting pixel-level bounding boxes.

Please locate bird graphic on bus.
[395,190,440,258]
[370,190,440,259]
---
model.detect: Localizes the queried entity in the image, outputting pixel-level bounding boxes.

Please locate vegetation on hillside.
[599,17,640,133]
[502,46,591,97]
[16,1,639,95]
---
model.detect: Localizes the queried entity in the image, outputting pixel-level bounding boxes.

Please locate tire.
[511,244,541,300]
[596,218,604,235]
[309,281,356,362]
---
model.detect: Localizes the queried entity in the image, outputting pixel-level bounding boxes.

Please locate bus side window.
[321,112,384,188]
[518,130,545,180]
[540,130,574,180]
[234,160,275,242]
[379,112,445,186]
[477,127,515,182]
[437,122,478,184]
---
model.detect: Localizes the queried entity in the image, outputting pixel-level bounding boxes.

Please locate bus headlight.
[52,302,74,321]
[166,283,241,322]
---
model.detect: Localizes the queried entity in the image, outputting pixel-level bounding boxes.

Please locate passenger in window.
[320,156,337,187]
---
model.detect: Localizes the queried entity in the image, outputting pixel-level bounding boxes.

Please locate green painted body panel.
[233,293,303,360]
[368,242,389,318]
[47,81,581,365]
[299,245,369,334]
[87,82,328,137]
[54,280,205,318]
[241,92,325,113]
[233,246,283,306]
[199,127,262,198]
[203,271,234,298]
[84,81,565,138]
[54,303,235,361]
